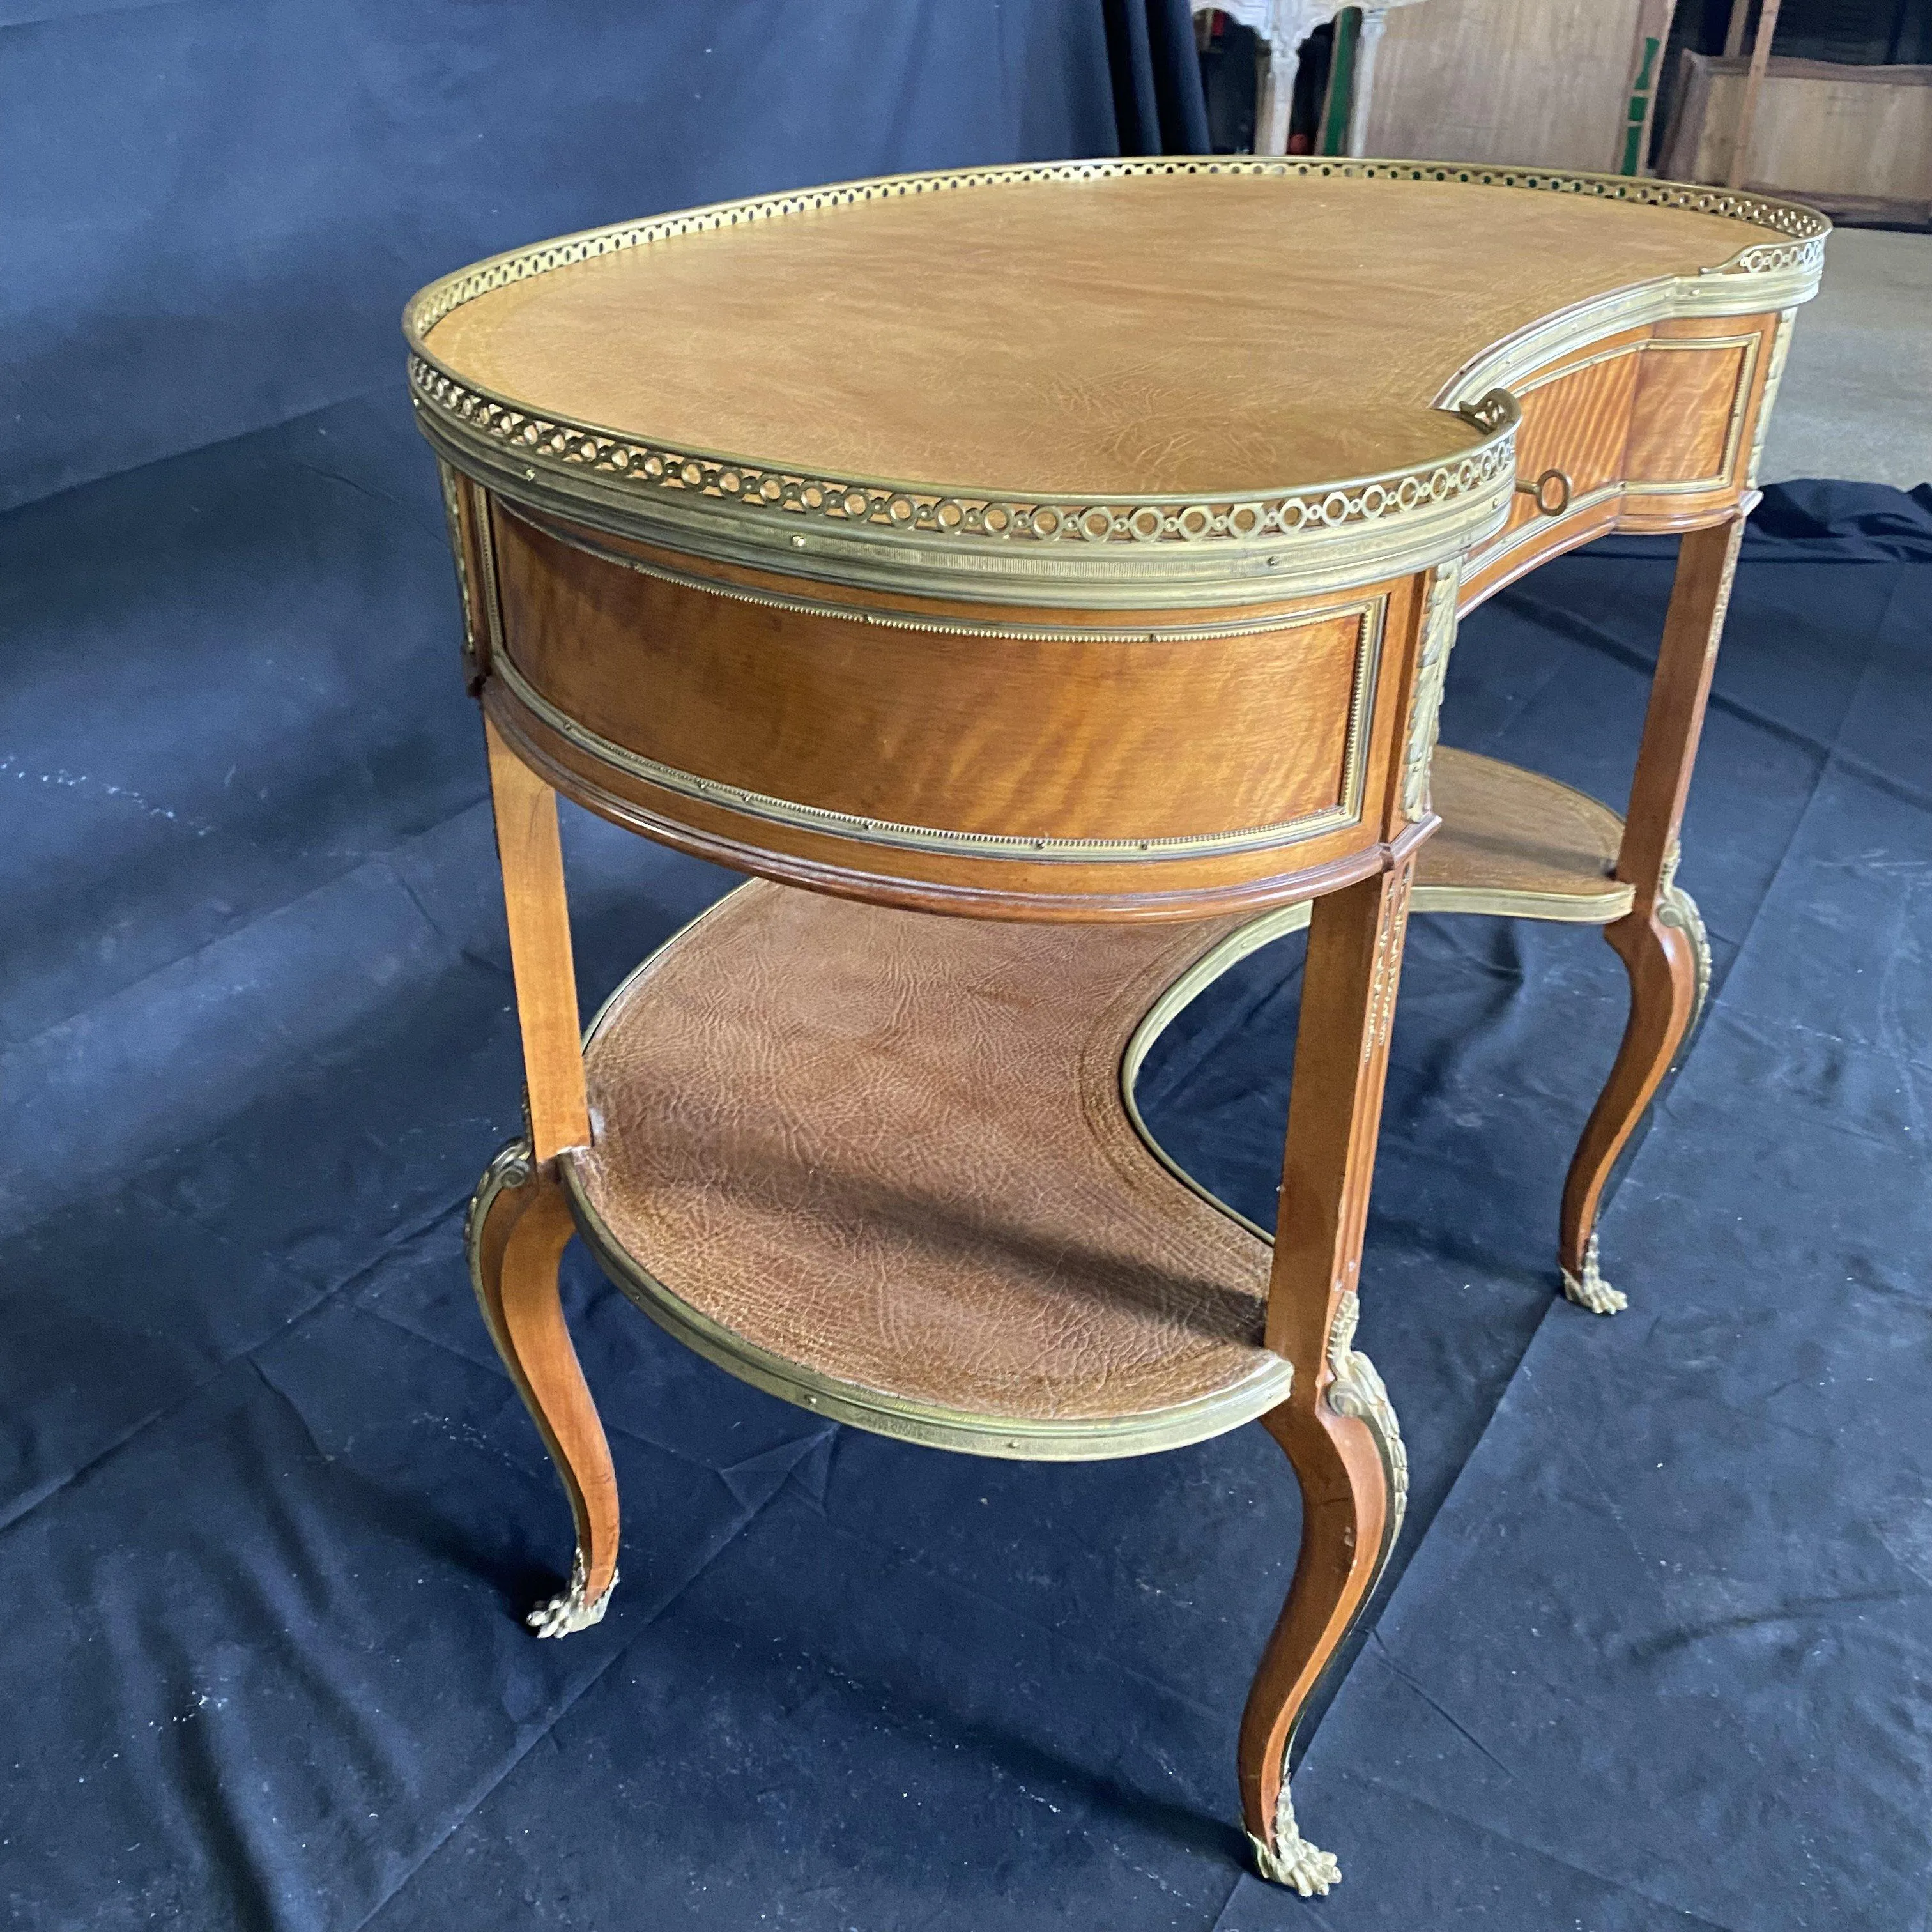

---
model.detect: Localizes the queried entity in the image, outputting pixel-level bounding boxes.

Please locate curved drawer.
[468,495,1441,921]
[1460,310,1788,608]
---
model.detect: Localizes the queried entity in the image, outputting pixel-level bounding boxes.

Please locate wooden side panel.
[1621,312,1776,529]
[475,503,1437,921]
[1464,311,1780,606]
[1625,333,1755,487]
[491,506,1366,845]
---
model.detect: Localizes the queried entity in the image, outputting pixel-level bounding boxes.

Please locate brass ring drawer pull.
[1517,468,1573,517]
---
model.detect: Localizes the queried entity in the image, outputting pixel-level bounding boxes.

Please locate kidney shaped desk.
[405,161,1824,1894]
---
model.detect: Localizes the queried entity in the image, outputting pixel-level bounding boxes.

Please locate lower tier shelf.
[564,751,1629,1459]
[1421,747,1630,921]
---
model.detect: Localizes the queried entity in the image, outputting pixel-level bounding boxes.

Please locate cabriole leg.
[1239,860,1414,1894]
[1559,511,1747,1314]
[475,711,615,1632]
[466,1142,620,1634]
[1557,896,1701,1314]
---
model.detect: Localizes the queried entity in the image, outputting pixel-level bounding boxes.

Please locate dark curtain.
[0,0,1128,519]
[7,0,1932,1921]
[1104,0,1213,153]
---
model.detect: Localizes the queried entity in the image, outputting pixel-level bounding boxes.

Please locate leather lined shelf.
[567,881,1291,1459]
[564,751,1630,1459]
[1420,749,1630,921]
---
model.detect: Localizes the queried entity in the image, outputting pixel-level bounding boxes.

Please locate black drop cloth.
[5,415,1928,1926]
[4,4,1929,1924]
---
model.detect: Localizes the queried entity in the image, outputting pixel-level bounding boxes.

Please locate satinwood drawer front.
[473,497,1434,921]
[1466,331,1648,597]
[1462,312,1778,606]
[1620,315,1770,525]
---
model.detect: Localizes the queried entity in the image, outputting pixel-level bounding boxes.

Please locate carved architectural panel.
[1190,1,1427,155]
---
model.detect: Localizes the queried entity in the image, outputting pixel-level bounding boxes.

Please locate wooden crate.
[1660,52,1932,222]
[1358,0,1675,175]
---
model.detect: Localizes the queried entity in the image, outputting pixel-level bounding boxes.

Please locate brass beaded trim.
[411,355,1514,555]
[505,500,1370,644]
[407,158,1822,560]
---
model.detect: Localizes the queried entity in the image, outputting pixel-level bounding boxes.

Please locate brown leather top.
[574,881,1280,1431]
[427,172,1756,498]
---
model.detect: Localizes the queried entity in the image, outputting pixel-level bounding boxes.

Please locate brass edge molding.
[559,1176,1292,1466]
[1119,900,1314,1244]
[463,1135,533,1274]
[1747,309,1797,487]
[1362,867,1413,1067]
[486,691,1422,923]
[411,360,1517,557]
[487,601,1384,864]
[1512,335,1646,397]
[1436,210,1821,410]
[1117,871,1636,1234]
[415,390,1514,610]
[1322,1288,1409,1566]
[1476,484,1623,573]
[1412,880,1632,924]
[1657,857,1714,1031]
[435,459,483,691]
[471,474,509,673]
[505,500,1375,645]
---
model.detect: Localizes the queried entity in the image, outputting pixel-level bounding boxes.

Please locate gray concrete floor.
[1758,226,1932,490]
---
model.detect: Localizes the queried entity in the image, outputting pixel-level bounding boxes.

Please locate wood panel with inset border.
[1463,310,1780,606]
[477,502,1441,921]
[1620,315,1772,526]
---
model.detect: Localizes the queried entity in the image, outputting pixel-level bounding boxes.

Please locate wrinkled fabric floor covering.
[3,417,1927,1932]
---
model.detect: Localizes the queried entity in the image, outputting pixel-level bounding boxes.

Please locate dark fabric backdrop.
[4,5,1929,1929]
[1,0,1204,517]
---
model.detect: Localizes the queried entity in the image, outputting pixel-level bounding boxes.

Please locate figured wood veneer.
[479,500,1435,921]
[425,174,1757,502]
[491,505,1369,844]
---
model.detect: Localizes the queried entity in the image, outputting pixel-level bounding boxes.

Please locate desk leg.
[466,716,619,1635]
[1239,860,1414,1895]
[468,1147,619,1634]
[1559,514,1744,1314]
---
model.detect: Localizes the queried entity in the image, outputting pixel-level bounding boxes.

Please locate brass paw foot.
[1248,1779,1342,1895]
[526,1547,617,1638]
[1561,1232,1628,1315]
